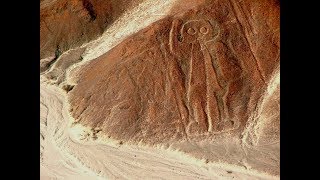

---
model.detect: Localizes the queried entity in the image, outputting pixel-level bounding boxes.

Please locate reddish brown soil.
[40,0,143,60]
[68,0,279,144]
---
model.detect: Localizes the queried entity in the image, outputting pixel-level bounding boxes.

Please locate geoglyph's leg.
[200,41,223,132]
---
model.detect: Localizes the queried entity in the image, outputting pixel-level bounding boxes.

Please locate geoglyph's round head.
[180,19,218,43]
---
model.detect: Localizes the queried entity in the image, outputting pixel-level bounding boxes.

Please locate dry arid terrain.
[40,0,280,179]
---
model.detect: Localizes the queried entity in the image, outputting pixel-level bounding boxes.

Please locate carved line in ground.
[186,43,194,124]
[180,19,218,42]
[233,0,254,34]
[157,36,189,140]
[203,41,237,132]
[207,44,242,129]
[176,20,239,133]
[117,46,158,68]
[169,20,176,53]
[227,0,266,84]
[74,23,238,136]
[41,19,54,35]
[202,44,218,132]
[43,81,280,179]
[50,1,180,87]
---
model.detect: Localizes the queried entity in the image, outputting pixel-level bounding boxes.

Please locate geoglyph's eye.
[200,27,208,34]
[187,27,196,35]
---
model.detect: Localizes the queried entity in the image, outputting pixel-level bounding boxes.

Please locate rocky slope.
[40,0,143,71]
[40,0,280,179]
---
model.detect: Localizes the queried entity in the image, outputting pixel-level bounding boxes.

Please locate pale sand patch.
[241,66,280,147]
[65,0,179,80]
[40,0,180,87]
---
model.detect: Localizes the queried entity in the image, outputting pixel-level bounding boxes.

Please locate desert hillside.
[40,0,280,179]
